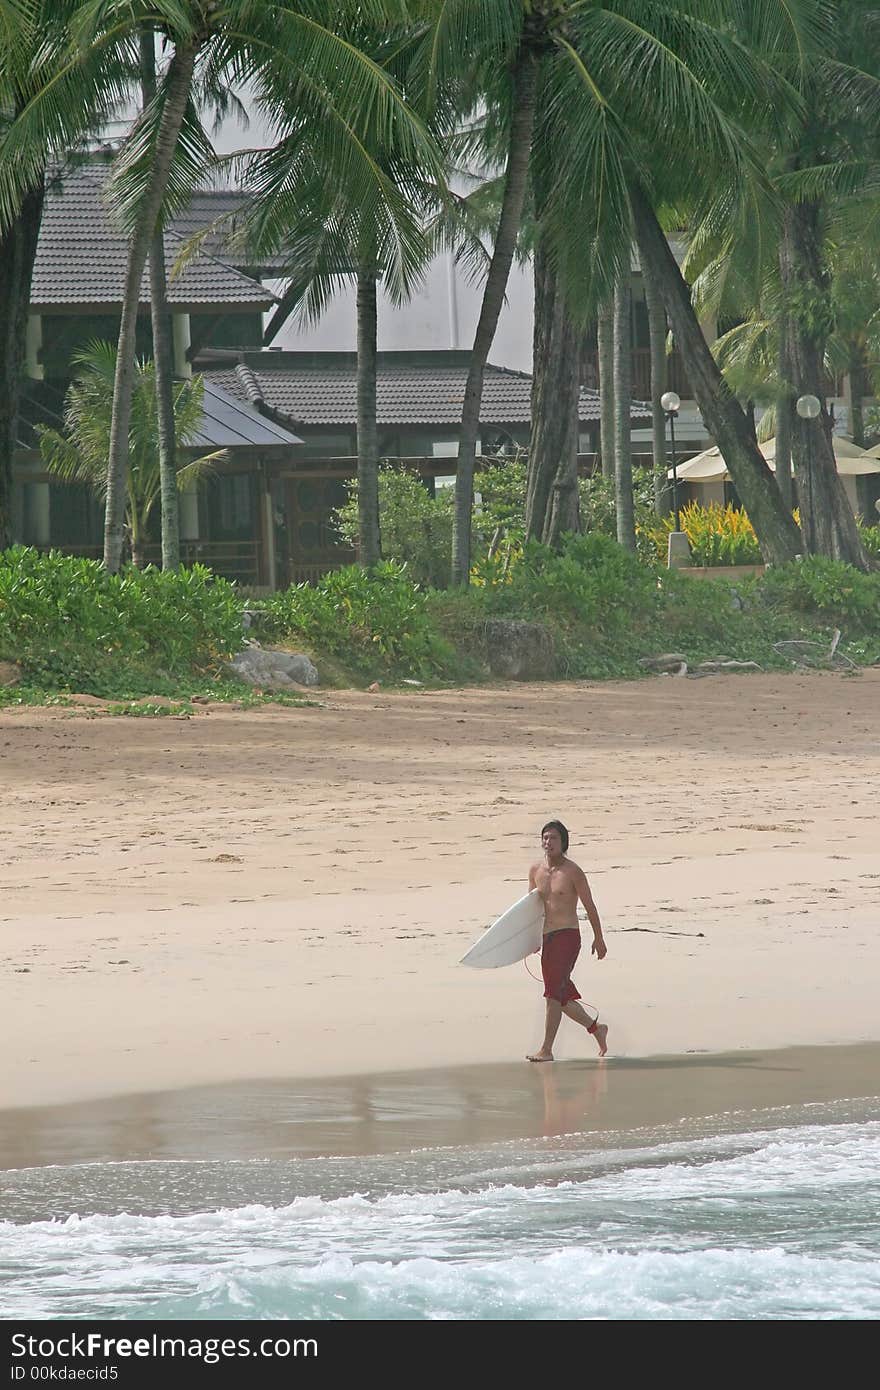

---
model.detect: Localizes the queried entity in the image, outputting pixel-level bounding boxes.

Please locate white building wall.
[265,255,535,372]
[205,97,537,370]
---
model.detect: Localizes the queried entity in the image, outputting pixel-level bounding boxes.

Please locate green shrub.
[0,547,243,692]
[337,458,667,589]
[259,560,457,679]
[860,524,880,560]
[579,468,661,564]
[490,532,657,624]
[4,540,877,702]
[643,502,763,566]
[757,556,880,631]
[335,467,454,588]
[478,533,663,677]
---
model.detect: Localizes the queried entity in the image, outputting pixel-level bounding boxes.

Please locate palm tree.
[0,182,43,551]
[612,277,635,551]
[0,0,133,548]
[780,208,878,564]
[686,26,880,570]
[139,27,180,572]
[68,0,444,572]
[629,186,802,564]
[431,0,820,581]
[37,341,220,567]
[427,1,540,584]
[596,295,615,482]
[524,235,580,544]
[524,129,581,547]
[225,16,446,571]
[643,267,668,513]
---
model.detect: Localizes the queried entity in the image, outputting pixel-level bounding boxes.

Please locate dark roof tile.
[204,353,650,429]
[32,163,273,310]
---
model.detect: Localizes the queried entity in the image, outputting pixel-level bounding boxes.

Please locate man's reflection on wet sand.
[539,1060,608,1137]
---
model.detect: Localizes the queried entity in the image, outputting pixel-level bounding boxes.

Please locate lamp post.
[661,390,682,530]
[796,392,821,552]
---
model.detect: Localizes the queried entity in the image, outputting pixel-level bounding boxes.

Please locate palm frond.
[108,86,215,234]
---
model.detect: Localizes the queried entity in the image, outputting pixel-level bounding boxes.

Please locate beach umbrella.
[670,436,880,480]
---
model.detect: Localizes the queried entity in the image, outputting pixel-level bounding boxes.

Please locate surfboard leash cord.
[522,955,598,1027]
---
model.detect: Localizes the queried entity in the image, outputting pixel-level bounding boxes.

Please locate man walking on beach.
[527,820,608,1062]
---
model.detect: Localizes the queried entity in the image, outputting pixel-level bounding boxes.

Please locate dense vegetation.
[3,2,880,583]
[2,541,877,706]
[0,547,242,699]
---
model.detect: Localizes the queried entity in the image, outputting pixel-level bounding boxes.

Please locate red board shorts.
[541,928,581,1005]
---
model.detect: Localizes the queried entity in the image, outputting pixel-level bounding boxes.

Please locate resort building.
[10,161,650,588]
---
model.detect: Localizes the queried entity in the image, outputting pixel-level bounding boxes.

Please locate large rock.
[638,653,689,674]
[483,619,555,680]
[224,641,319,690]
[0,660,22,686]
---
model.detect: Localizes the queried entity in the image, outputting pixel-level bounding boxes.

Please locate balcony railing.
[155,540,262,584]
[38,540,263,585]
[287,555,355,586]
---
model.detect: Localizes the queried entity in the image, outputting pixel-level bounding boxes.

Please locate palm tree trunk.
[613,279,635,552]
[356,258,381,567]
[140,28,180,572]
[130,509,144,569]
[0,180,45,549]
[150,242,180,570]
[525,231,580,546]
[848,355,866,447]
[780,200,870,568]
[629,181,802,567]
[644,270,668,513]
[775,317,793,511]
[848,352,873,522]
[451,51,538,585]
[596,297,615,481]
[104,40,199,573]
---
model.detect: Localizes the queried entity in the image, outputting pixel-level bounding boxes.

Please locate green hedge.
[0,547,243,694]
[257,542,880,683]
[2,543,878,700]
[259,559,458,679]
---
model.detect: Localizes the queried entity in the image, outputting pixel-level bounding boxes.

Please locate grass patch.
[105,701,194,717]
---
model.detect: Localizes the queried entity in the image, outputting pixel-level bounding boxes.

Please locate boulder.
[0,660,22,687]
[224,641,319,690]
[638,653,689,674]
[695,659,762,673]
[483,619,555,680]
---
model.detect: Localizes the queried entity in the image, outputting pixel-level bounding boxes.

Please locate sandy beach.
[2,670,879,1136]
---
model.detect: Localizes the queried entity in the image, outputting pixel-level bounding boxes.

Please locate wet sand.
[2,1042,879,1171]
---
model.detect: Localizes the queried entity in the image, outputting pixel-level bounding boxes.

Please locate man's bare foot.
[527,1051,554,1063]
[592,1023,608,1057]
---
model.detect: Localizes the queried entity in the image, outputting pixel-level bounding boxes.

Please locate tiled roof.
[170,190,291,274]
[203,352,651,429]
[31,162,274,311]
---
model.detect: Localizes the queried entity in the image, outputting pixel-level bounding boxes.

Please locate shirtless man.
[527,820,608,1062]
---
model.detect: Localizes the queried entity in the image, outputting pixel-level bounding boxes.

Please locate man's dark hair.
[541,820,569,853]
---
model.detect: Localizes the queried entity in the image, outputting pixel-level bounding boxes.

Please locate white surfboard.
[460,888,545,969]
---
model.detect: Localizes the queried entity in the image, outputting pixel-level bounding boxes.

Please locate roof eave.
[32,299,272,314]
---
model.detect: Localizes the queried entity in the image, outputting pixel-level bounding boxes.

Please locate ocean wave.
[2,1117,879,1321]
